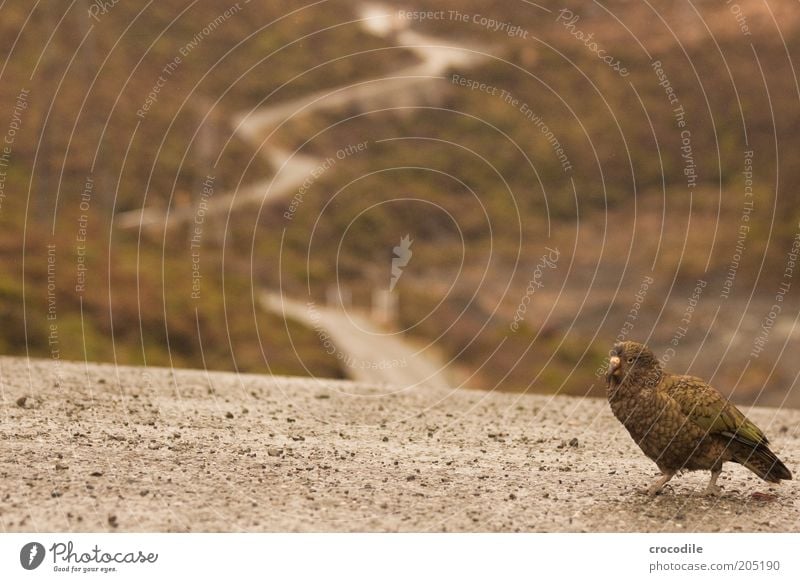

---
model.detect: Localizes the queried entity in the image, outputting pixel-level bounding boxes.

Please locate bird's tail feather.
[732,442,792,483]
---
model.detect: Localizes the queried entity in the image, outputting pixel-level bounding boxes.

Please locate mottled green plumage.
[663,375,767,447]
[606,340,792,496]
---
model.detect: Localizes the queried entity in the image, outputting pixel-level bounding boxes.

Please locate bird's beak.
[606,356,621,381]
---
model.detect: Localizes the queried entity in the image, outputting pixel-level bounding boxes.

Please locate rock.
[569,438,579,447]
[16,396,41,409]
[225,412,234,419]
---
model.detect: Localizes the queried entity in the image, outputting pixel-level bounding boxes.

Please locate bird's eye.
[626,357,634,364]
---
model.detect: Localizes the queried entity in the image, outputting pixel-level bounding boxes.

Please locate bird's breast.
[609,390,705,467]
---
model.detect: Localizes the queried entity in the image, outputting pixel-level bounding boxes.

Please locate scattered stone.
[16,396,41,409]
[569,438,579,447]
[55,463,68,471]
[225,412,234,419]
[90,471,103,477]
[108,515,119,528]
[267,447,283,457]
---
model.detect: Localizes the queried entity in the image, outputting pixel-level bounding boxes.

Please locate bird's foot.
[698,470,723,497]
[646,473,675,497]
[646,485,662,497]
[646,483,675,497]
[692,485,721,497]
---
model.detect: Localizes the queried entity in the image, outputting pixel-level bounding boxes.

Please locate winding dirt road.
[261,292,453,389]
[116,2,485,230]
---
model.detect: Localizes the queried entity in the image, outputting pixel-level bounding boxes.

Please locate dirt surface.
[1,356,798,532]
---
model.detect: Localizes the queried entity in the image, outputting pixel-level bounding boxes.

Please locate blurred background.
[1,0,799,406]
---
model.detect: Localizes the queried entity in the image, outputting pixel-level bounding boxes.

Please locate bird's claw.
[645,483,673,497]
[692,484,721,497]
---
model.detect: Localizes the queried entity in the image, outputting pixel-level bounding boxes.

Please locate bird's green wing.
[661,374,768,446]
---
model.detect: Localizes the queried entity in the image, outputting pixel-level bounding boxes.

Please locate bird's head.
[606,340,662,392]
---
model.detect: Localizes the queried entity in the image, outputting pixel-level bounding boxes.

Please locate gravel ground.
[1,356,798,532]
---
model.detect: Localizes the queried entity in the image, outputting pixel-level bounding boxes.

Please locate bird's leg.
[647,472,675,497]
[703,468,723,497]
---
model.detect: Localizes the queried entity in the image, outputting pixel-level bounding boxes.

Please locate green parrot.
[606,340,792,496]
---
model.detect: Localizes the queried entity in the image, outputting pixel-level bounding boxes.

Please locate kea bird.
[606,340,792,496]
